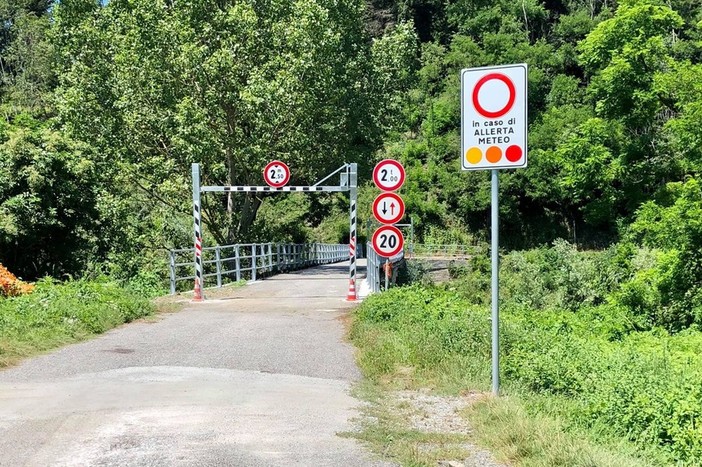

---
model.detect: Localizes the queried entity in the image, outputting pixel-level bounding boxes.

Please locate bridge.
[167,241,479,297]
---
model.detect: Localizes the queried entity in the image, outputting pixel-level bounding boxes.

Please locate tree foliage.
[54,0,417,247]
[0,118,100,277]
[376,0,702,248]
[0,0,55,113]
[2,0,702,283]
[0,0,417,278]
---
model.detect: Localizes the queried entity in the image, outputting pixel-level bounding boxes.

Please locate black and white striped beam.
[201,185,349,193]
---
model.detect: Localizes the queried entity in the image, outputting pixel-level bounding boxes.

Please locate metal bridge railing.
[168,242,349,294]
[366,243,382,294]
[411,243,481,257]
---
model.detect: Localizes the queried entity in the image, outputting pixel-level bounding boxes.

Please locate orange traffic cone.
[346,279,357,301]
[193,278,204,302]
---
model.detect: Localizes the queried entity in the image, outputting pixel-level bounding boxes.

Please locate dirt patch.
[390,389,507,467]
[394,389,479,434]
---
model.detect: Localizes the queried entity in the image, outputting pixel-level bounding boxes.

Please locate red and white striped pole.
[192,163,204,301]
[349,235,356,258]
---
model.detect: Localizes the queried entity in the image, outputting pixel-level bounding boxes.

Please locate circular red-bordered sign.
[472,73,516,119]
[263,160,290,187]
[372,192,405,225]
[373,159,406,192]
[372,225,405,258]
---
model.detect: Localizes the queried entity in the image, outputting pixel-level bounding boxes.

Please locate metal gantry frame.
[191,162,358,301]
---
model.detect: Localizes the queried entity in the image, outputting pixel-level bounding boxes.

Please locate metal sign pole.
[384,259,389,290]
[347,163,358,301]
[192,163,204,301]
[491,169,500,395]
[461,64,527,396]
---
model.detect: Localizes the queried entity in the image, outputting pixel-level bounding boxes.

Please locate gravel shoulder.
[392,389,507,467]
[351,384,507,467]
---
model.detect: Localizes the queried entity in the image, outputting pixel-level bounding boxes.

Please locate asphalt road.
[0,261,388,466]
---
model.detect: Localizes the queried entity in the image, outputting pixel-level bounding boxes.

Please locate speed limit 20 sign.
[263,160,291,187]
[372,225,404,258]
[373,159,405,192]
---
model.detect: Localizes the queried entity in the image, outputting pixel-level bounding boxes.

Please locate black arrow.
[382,202,387,215]
[390,203,396,215]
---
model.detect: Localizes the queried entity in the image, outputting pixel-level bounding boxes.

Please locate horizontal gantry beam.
[200,186,349,193]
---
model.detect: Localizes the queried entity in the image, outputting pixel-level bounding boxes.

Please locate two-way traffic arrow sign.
[372,192,405,225]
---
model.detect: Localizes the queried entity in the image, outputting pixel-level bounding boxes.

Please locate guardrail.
[366,243,477,294]
[168,242,350,294]
[411,243,481,257]
[366,243,382,294]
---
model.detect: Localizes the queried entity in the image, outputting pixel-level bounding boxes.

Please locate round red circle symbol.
[263,160,290,187]
[372,225,404,258]
[506,145,523,162]
[472,73,516,119]
[373,159,406,192]
[372,192,405,225]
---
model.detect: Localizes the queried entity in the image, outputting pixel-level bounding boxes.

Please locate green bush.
[618,179,702,331]
[446,259,470,279]
[352,285,492,374]
[124,269,167,299]
[0,278,153,364]
[400,259,431,286]
[451,237,697,333]
[451,240,632,312]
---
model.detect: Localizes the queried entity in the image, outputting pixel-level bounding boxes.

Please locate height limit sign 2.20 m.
[461,64,527,170]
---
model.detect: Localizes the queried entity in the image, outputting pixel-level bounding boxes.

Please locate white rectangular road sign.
[461,64,527,170]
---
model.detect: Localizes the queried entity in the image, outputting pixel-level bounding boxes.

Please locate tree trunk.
[232,193,261,243]
[226,146,235,241]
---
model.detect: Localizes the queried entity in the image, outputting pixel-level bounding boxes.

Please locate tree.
[579,0,684,129]
[0,0,55,115]
[54,0,416,246]
[0,117,100,278]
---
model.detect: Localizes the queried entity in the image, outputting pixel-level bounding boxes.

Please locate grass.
[348,282,692,466]
[0,278,154,367]
[348,344,655,467]
[466,395,657,467]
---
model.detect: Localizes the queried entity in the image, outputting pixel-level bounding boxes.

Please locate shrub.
[458,240,626,312]
[0,278,153,365]
[400,259,431,286]
[620,179,702,331]
[352,285,492,377]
